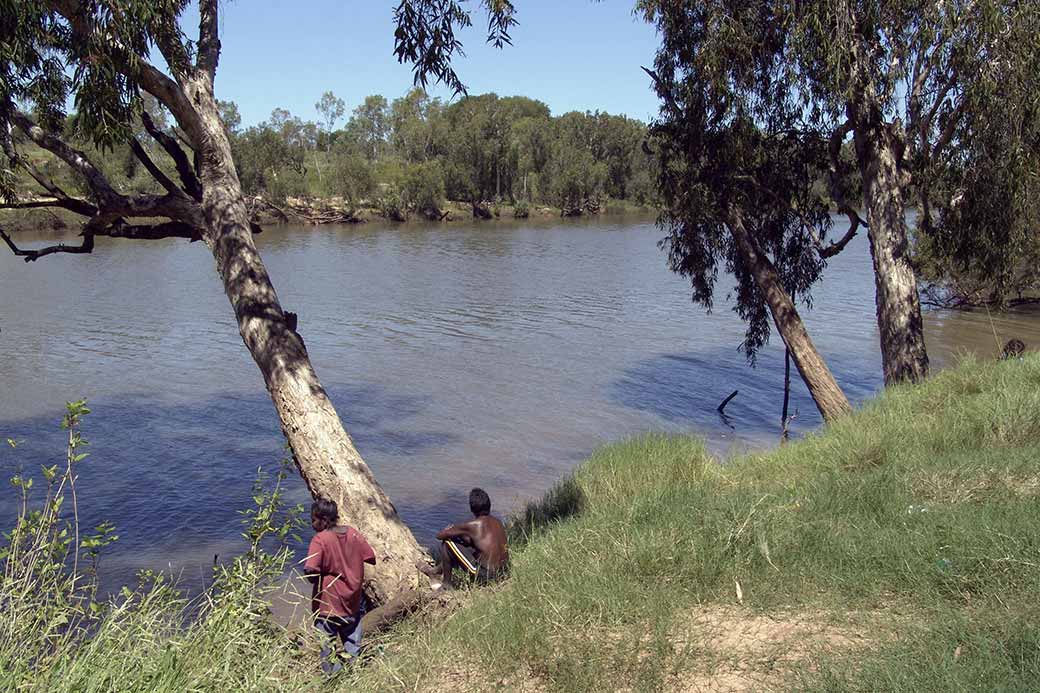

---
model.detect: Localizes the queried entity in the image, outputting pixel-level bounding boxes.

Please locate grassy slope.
[7,355,1037,691]
[346,354,1040,692]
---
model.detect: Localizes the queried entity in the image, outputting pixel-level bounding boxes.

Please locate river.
[2,216,1038,590]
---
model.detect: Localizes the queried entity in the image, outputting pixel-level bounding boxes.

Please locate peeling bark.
[854,120,930,385]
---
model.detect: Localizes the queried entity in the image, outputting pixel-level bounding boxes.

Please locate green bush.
[401,161,445,220]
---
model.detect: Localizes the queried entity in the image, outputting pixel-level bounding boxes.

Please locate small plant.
[513,199,530,219]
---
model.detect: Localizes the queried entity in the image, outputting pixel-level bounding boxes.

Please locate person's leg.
[313,617,341,675]
[439,540,455,585]
[339,614,363,660]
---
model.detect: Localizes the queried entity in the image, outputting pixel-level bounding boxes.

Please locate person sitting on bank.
[427,487,509,589]
[303,498,376,674]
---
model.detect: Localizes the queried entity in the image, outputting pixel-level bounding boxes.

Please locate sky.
[180,1,663,128]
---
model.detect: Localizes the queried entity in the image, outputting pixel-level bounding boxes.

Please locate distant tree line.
[223,89,658,218]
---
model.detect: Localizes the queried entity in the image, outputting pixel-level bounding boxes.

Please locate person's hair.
[311,498,339,528]
[469,487,491,516]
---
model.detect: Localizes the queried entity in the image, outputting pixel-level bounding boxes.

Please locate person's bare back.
[429,488,509,587]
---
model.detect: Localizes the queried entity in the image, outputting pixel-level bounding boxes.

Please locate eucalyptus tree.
[641,0,1040,387]
[913,9,1040,308]
[345,95,391,162]
[315,91,345,152]
[0,0,517,602]
[642,1,852,421]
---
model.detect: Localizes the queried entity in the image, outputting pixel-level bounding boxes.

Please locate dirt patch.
[666,606,880,692]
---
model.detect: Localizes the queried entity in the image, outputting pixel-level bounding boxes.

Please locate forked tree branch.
[0,226,95,261]
[141,111,202,200]
[0,219,202,262]
[128,137,184,197]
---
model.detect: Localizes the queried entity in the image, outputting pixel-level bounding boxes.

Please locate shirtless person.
[428,488,509,588]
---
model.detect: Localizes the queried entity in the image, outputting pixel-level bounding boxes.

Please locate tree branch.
[128,137,184,198]
[0,225,95,261]
[10,109,201,221]
[930,98,966,162]
[10,109,119,203]
[641,66,682,118]
[826,119,869,240]
[0,218,203,263]
[817,219,860,259]
[47,0,204,144]
[197,0,221,80]
[19,165,98,216]
[141,111,202,200]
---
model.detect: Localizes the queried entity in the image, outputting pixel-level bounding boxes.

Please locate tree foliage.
[641,0,1040,359]
[219,89,655,216]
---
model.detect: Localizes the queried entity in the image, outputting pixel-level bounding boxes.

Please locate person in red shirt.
[304,498,376,673]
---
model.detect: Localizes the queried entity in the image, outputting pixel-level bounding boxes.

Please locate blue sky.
[182,1,662,127]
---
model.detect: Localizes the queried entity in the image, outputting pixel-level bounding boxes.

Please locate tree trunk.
[854,119,930,385]
[726,207,852,422]
[186,77,427,603]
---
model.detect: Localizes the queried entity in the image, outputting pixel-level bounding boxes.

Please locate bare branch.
[197,0,221,80]
[1,198,85,211]
[817,218,859,259]
[0,217,204,263]
[105,219,201,241]
[10,109,119,202]
[0,225,95,261]
[19,165,98,216]
[930,98,966,162]
[642,66,682,118]
[128,137,184,197]
[826,119,869,239]
[141,111,202,200]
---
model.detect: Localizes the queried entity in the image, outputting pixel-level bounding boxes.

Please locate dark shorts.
[314,613,362,675]
[444,540,508,584]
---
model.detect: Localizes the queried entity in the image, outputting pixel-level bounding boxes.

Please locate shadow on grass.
[506,475,585,548]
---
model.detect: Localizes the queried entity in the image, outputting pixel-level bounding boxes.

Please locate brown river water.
[2,216,1039,592]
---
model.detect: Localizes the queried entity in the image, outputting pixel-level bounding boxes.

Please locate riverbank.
[0,197,657,236]
[5,353,1037,691]
[346,353,1040,691]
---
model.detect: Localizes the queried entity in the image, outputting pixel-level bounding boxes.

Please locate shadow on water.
[609,344,883,444]
[0,381,459,593]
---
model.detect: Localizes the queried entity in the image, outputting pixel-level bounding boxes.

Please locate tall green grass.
[351,354,1040,691]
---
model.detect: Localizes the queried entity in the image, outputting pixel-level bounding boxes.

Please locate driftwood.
[717,389,739,414]
[246,196,364,225]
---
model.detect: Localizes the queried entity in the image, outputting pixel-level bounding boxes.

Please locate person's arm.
[303,535,323,583]
[358,531,377,566]
[436,521,474,543]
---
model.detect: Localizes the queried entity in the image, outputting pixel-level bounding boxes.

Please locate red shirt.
[304,526,376,618]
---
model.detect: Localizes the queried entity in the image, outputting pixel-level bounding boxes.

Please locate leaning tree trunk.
[854,118,930,385]
[184,76,427,604]
[726,207,852,422]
